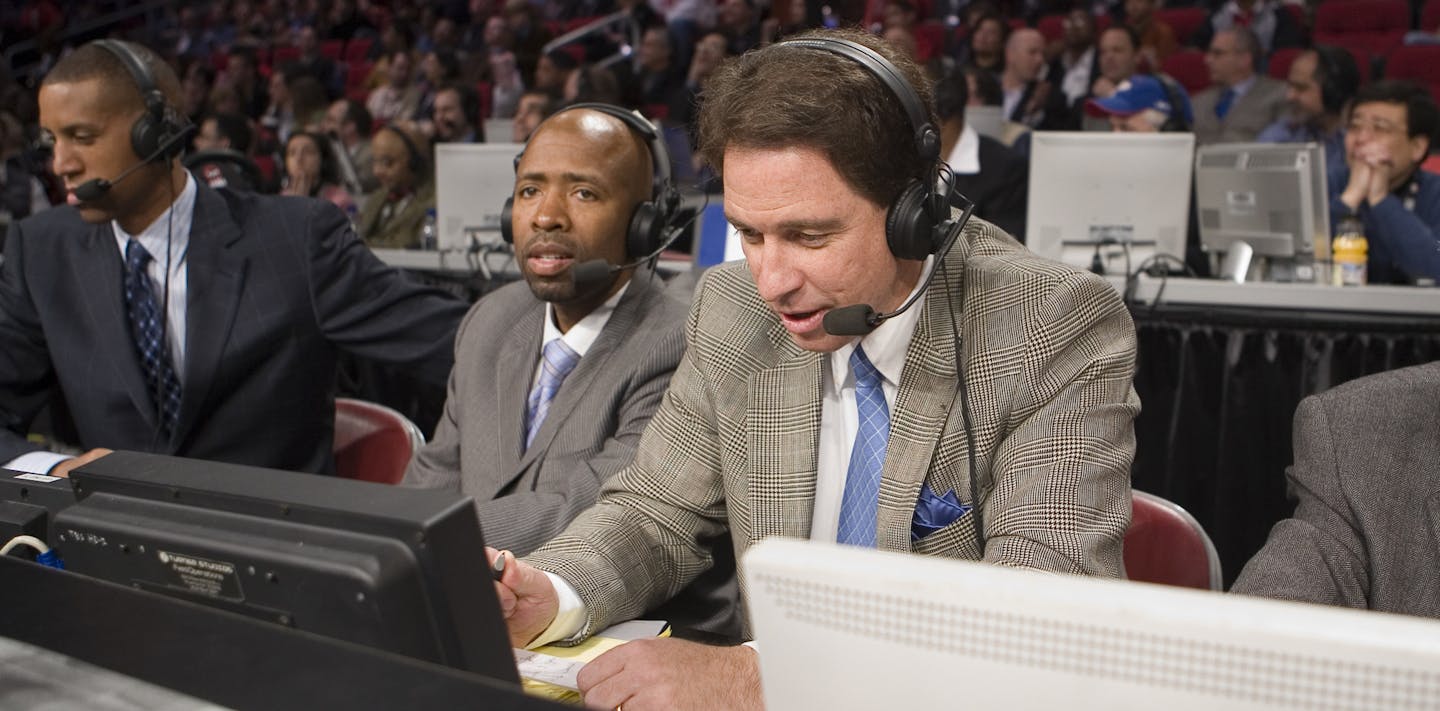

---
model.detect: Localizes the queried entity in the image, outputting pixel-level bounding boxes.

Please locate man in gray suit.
[1231,361,1440,619]
[493,29,1139,710]
[403,105,691,557]
[1192,27,1287,145]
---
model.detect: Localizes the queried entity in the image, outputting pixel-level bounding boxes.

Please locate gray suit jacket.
[403,268,690,556]
[527,216,1141,639]
[1231,362,1440,619]
[1192,75,1287,146]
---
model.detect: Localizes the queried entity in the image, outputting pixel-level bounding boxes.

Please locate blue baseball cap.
[1086,74,1194,125]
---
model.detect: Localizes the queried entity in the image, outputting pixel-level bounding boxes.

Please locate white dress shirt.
[531,282,628,390]
[6,173,197,475]
[945,124,982,176]
[532,258,934,646]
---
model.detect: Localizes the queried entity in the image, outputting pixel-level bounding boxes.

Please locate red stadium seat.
[1425,0,1440,31]
[1424,154,1440,175]
[1124,490,1222,590]
[321,39,344,60]
[1314,0,1408,61]
[344,36,374,62]
[913,21,945,61]
[1162,48,1212,94]
[333,398,424,485]
[1155,7,1207,47]
[1267,47,1302,80]
[272,44,301,65]
[1036,13,1066,43]
[1382,45,1440,105]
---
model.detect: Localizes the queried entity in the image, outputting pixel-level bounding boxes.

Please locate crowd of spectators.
[1,0,1438,254]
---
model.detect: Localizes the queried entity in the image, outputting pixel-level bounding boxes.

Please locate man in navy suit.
[0,40,466,477]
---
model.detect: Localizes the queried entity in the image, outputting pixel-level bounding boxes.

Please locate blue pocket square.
[911,484,972,542]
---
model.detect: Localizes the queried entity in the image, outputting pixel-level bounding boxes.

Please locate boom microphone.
[71,124,197,203]
[821,198,977,337]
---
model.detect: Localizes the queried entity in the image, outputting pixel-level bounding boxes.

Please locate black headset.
[500,102,680,260]
[1154,74,1192,133]
[93,40,190,164]
[780,37,952,262]
[1313,45,1360,116]
[379,123,429,176]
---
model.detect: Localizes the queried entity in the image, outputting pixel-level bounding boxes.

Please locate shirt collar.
[825,256,935,397]
[946,124,982,175]
[541,280,631,358]
[112,172,197,272]
[1228,74,1257,98]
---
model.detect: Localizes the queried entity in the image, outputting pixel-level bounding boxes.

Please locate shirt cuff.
[5,451,71,475]
[525,571,588,649]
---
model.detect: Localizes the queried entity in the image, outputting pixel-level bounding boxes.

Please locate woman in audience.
[280,131,357,215]
[961,13,1008,76]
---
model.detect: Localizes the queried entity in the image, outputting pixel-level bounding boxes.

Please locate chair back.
[1124,489,1223,590]
[333,397,424,485]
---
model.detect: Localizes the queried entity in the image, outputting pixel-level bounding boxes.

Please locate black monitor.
[51,451,518,684]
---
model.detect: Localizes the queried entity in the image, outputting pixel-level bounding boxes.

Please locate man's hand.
[49,448,113,478]
[1359,143,1397,206]
[1340,159,1372,213]
[488,547,559,648]
[1090,76,1116,98]
[576,638,763,711]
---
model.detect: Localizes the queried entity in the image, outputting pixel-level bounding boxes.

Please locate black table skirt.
[1130,303,1440,587]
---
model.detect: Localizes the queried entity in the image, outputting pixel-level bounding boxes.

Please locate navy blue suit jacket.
[0,184,467,474]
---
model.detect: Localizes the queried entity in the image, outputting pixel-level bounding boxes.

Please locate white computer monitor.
[1026,132,1195,274]
[1194,142,1330,261]
[434,142,522,252]
[744,538,1440,710]
[967,105,1005,142]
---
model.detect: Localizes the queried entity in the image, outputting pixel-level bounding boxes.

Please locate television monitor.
[51,451,518,684]
[435,142,524,253]
[1025,132,1196,274]
[966,105,1005,142]
[744,538,1440,711]
[0,467,77,549]
[692,202,744,269]
[484,118,515,143]
[1194,142,1330,262]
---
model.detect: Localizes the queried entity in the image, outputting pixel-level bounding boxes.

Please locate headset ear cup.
[501,197,515,244]
[886,181,937,261]
[627,201,662,259]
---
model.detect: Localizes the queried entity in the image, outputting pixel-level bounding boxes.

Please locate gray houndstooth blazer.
[1231,361,1440,619]
[526,215,1141,639]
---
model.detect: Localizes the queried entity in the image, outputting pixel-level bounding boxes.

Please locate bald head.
[1004,28,1047,83]
[511,107,659,327]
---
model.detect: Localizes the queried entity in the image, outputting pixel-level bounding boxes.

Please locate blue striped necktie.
[836,347,891,547]
[525,338,581,449]
[122,240,183,436]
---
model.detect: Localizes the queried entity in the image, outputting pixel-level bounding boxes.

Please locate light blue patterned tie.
[525,338,581,449]
[123,240,183,437]
[837,346,891,547]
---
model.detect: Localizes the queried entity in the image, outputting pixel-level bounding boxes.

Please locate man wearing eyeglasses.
[1331,80,1440,284]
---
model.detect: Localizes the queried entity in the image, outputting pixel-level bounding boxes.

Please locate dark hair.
[209,111,254,153]
[544,48,579,71]
[569,64,622,105]
[697,28,934,209]
[436,81,481,127]
[934,70,968,123]
[1352,79,1440,147]
[337,98,373,135]
[1219,27,1262,71]
[43,41,183,114]
[1311,45,1360,114]
[430,49,463,82]
[1101,24,1141,52]
[284,130,342,189]
[963,65,1003,106]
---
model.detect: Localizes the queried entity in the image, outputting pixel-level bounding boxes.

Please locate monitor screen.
[744,538,1440,710]
[51,451,518,684]
[1026,132,1196,274]
[435,142,524,253]
[1194,142,1330,261]
[692,202,744,269]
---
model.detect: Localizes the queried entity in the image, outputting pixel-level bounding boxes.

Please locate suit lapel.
[748,322,823,542]
[75,223,157,430]
[172,186,246,450]
[489,303,543,492]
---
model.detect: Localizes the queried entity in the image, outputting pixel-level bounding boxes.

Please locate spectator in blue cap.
[1085,74,1194,133]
